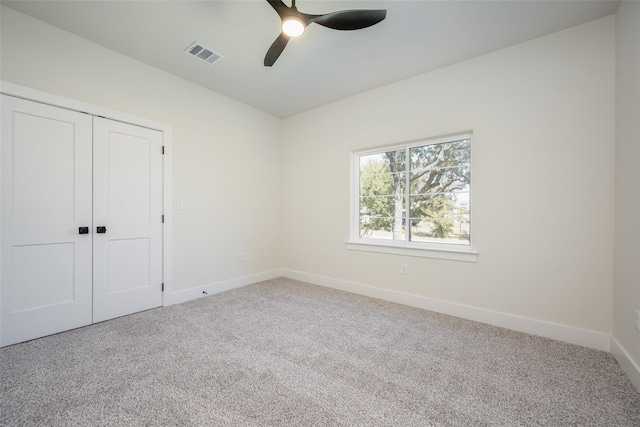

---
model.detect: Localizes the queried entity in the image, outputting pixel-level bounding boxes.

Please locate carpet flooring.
[1,278,639,426]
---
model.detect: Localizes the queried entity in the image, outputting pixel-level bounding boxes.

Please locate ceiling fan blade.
[266,0,290,18]
[264,32,290,66]
[309,9,387,30]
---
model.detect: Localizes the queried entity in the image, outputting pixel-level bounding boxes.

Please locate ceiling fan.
[264,0,387,66]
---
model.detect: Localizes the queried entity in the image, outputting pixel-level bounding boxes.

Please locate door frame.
[0,81,173,341]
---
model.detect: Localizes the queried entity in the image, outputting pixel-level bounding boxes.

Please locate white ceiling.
[2,0,619,117]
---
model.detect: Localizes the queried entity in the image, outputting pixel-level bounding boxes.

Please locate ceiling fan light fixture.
[264,0,387,66]
[282,17,305,37]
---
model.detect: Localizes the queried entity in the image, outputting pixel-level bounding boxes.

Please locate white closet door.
[1,95,93,346]
[92,117,163,323]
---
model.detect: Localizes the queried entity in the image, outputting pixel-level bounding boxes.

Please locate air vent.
[185,42,223,65]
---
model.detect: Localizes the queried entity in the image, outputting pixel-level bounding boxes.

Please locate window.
[349,133,476,261]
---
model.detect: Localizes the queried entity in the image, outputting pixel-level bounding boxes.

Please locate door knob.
[79,227,89,234]
[97,226,107,234]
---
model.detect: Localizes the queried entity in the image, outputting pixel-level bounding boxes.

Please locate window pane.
[410,139,470,195]
[409,192,470,244]
[410,216,470,245]
[359,149,406,241]
[359,216,406,240]
[407,139,471,245]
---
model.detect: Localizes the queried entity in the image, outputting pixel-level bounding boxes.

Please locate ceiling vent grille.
[185,42,223,65]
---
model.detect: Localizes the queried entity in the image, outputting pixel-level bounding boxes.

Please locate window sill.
[346,241,478,262]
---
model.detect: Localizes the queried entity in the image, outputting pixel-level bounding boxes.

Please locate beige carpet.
[2,278,639,426]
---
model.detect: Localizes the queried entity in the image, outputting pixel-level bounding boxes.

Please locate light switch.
[177,200,184,210]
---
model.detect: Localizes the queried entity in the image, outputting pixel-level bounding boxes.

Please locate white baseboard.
[611,337,640,392]
[282,269,611,352]
[166,269,283,306]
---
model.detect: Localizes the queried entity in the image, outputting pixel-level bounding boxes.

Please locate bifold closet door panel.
[92,117,163,323]
[0,95,93,347]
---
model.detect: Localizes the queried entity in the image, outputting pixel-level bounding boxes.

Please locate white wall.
[282,17,616,336]
[613,1,640,387]
[0,6,282,293]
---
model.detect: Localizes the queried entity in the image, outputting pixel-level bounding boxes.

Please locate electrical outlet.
[635,309,640,332]
[401,263,408,275]
[238,252,249,263]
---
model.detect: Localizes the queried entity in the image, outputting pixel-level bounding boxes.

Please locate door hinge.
[162,214,165,223]
[162,146,165,155]
[161,283,164,292]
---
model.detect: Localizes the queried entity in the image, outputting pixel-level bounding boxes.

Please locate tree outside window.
[357,136,471,246]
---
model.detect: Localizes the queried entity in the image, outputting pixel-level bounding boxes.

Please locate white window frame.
[347,133,478,262]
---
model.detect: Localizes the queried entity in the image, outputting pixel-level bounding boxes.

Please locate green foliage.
[359,155,396,236]
[431,220,454,238]
[418,194,456,238]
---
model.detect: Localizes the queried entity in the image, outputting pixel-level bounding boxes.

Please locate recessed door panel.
[13,113,76,225]
[108,132,151,223]
[1,95,93,347]
[13,243,75,312]
[92,117,162,323]
[108,238,151,294]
